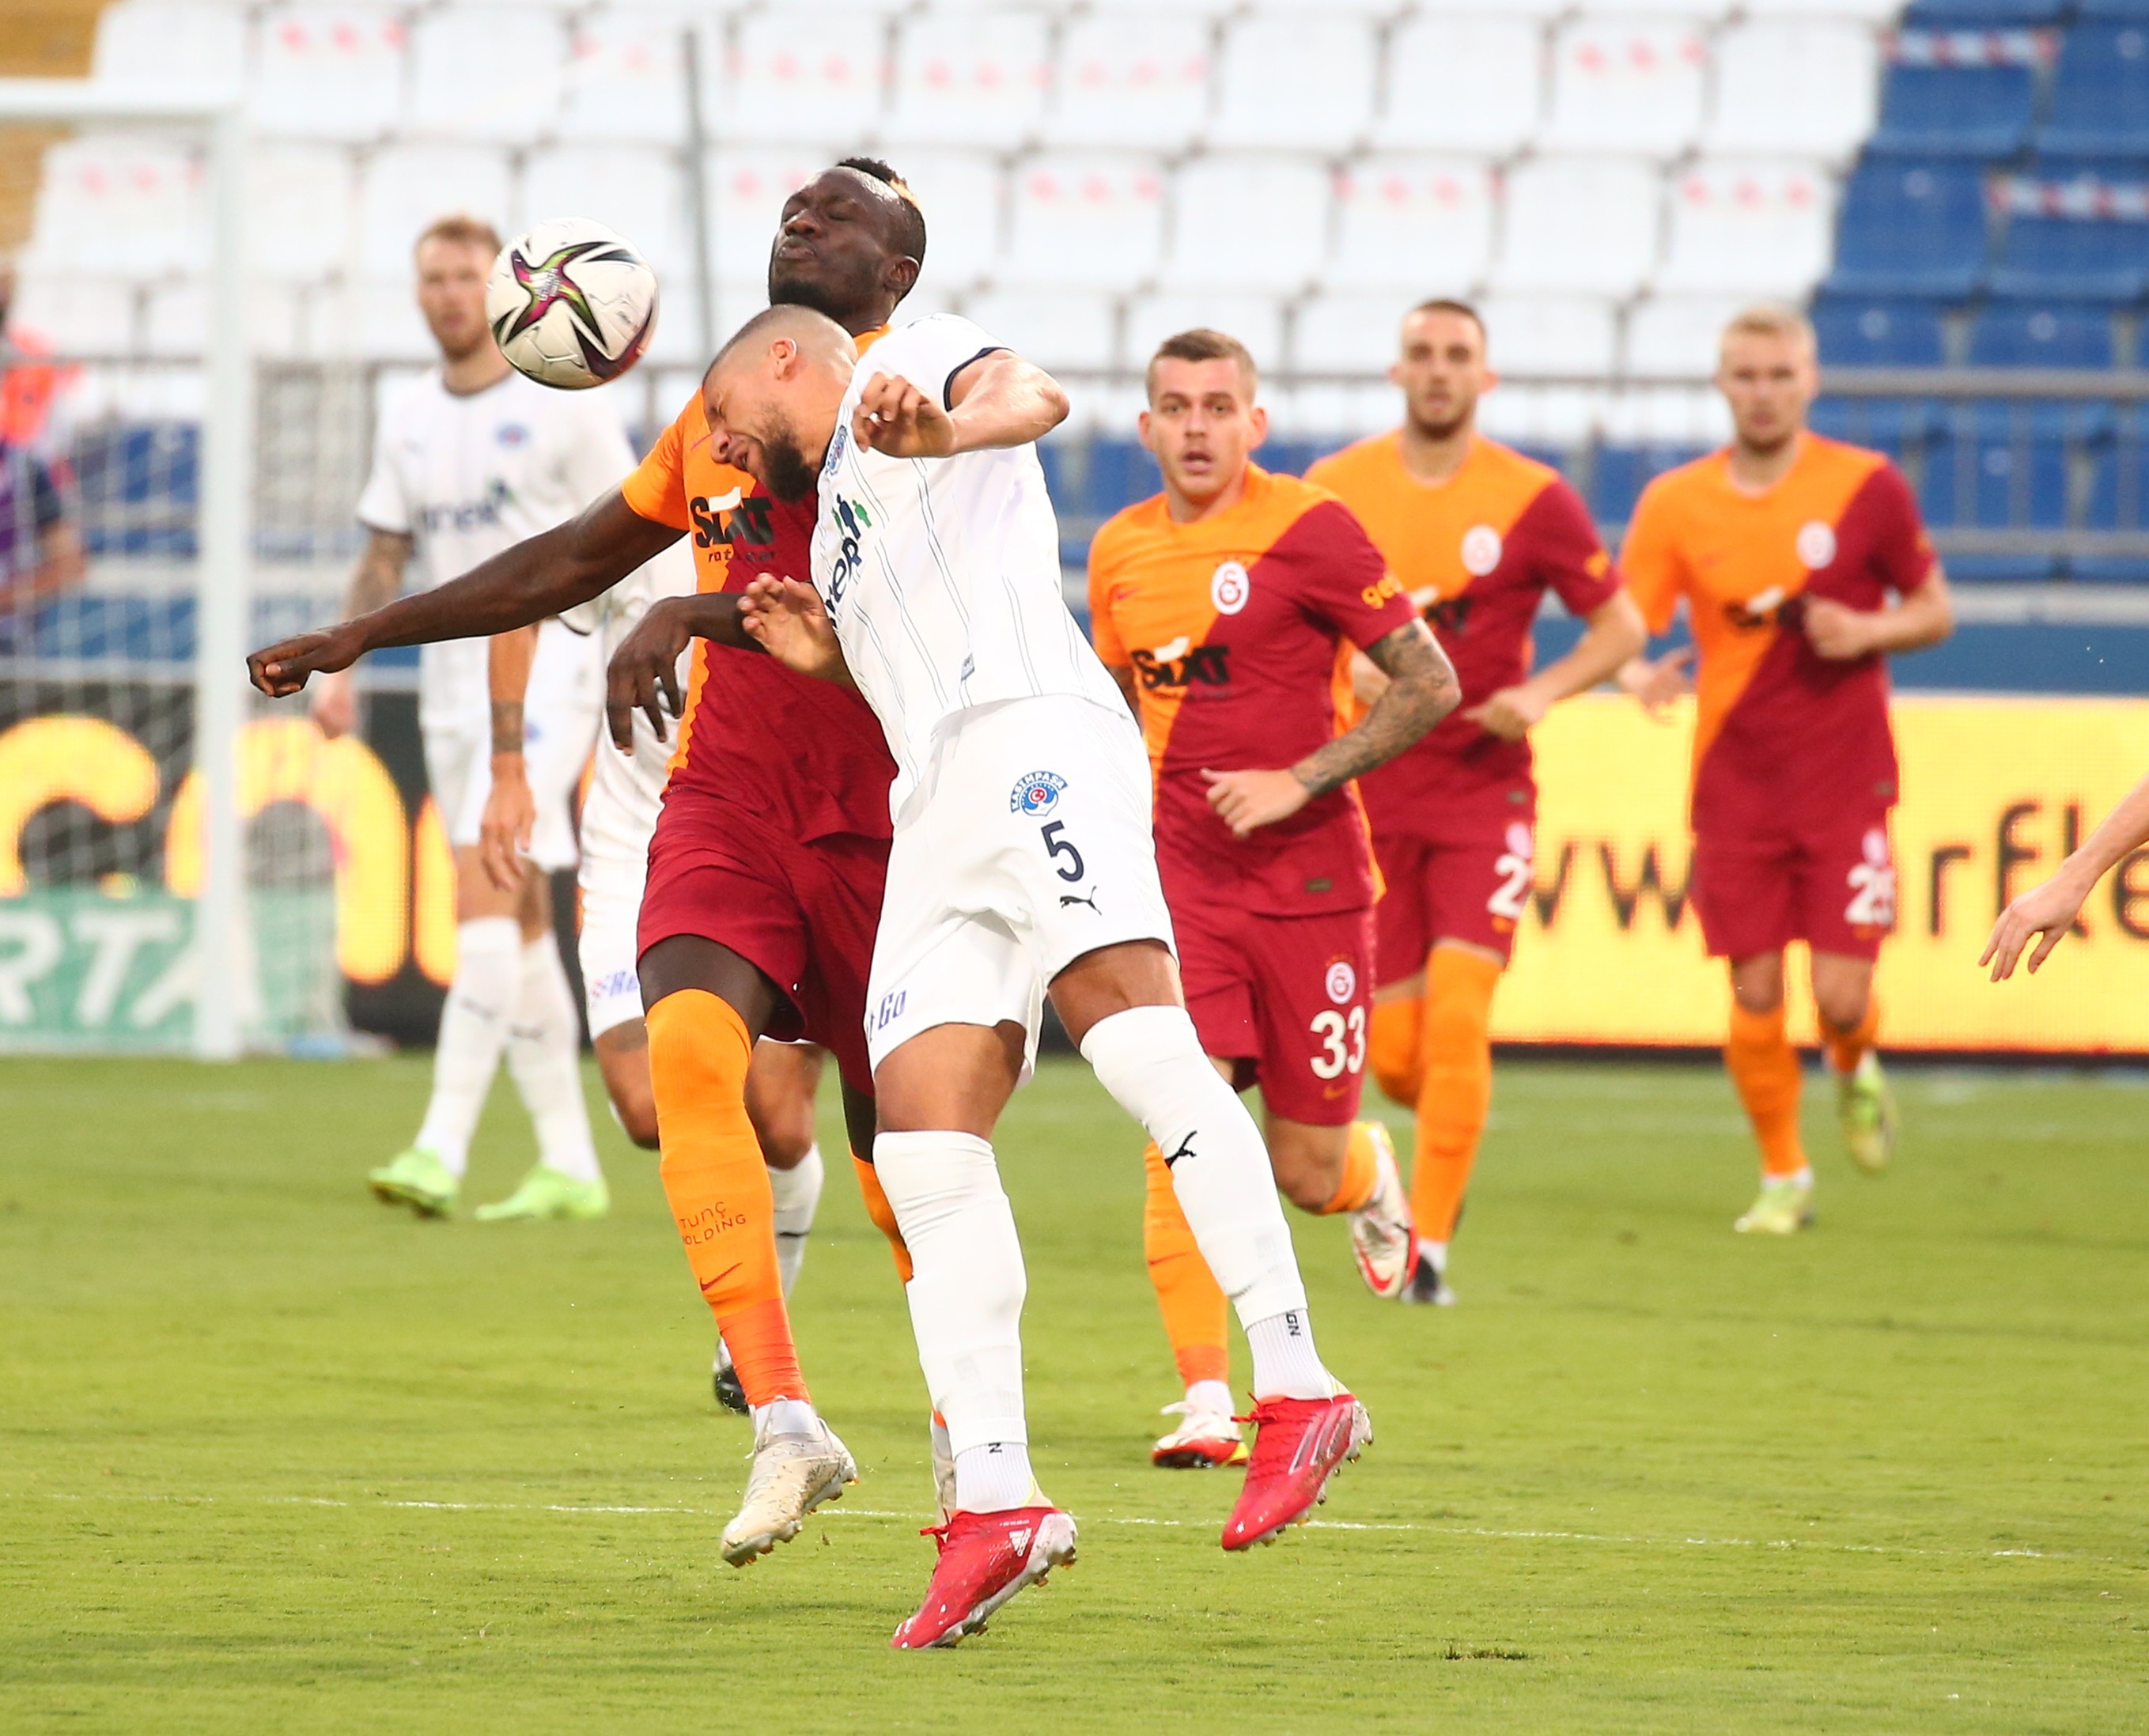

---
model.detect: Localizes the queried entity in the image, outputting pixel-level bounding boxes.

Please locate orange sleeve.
[1086,524,1131,668]
[1618,480,1686,638]
[619,403,691,531]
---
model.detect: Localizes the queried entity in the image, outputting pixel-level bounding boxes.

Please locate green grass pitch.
[2,1052,2143,1732]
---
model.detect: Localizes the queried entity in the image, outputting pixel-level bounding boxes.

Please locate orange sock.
[1821,1001,1880,1077]
[1368,996,1426,1107]
[851,1153,914,1284]
[1410,947,1500,1242]
[1141,1140,1228,1389]
[1726,1001,1808,1178]
[1317,1120,1382,1215]
[647,990,806,1406]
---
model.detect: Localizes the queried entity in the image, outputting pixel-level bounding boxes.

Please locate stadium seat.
[247,145,358,282]
[1292,292,1410,374]
[356,146,514,270]
[1941,552,2060,583]
[712,13,895,145]
[1372,15,1546,157]
[1808,396,1932,463]
[640,282,710,368]
[1042,11,1215,154]
[1159,159,1330,296]
[4,274,138,357]
[1490,157,1663,298]
[1592,443,1709,528]
[1903,2,2066,21]
[248,6,407,142]
[311,276,435,362]
[961,289,1119,375]
[1541,17,1711,159]
[1823,160,1989,300]
[1989,179,2149,303]
[521,146,693,279]
[1328,157,1496,295]
[1702,21,1882,161]
[1623,297,1749,380]
[26,134,206,278]
[1570,0,1733,16]
[1746,0,1902,13]
[1966,303,2118,369]
[1919,402,2094,530]
[1810,295,1949,366]
[882,11,1052,150]
[1123,293,1286,375]
[1002,155,1168,293]
[2081,0,2149,17]
[703,149,822,278]
[91,0,245,93]
[880,150,1005,293]
[1654,159,1836,298]
[1866,31,2044,160]
[1209,14,1376,153]
[144,281,305,360]
[2034,26,2149,162]
[1474,295,1621,376]
[409,7,570,144]
[556,8,695,144]
[2082,408,2149,531]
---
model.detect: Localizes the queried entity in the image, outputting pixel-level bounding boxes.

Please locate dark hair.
[1146,327,1258,399]
[835,156,928,273]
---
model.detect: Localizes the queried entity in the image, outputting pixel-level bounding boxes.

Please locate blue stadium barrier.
[2081,0,2149,20]
[2036,25,2149,161]
[1812,296,1949,366]
[1966,301,2120,367]
[1939,551,2062,583]
[1825,161,1989,299]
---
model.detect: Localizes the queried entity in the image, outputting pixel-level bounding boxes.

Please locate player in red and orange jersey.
[1620,304,1954,1235]
[1307,301,1644,1305]
[1089,330,1456,1467]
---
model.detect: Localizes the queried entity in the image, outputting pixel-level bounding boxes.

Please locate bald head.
[707,303,854,385]
[701,304,859,501]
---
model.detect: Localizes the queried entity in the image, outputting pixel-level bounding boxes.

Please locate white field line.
[14,1489,2111,1564]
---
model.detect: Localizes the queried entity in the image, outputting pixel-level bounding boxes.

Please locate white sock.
[1186,1378,1234,1418]
[414,916,523,1178]
[505,936,602,1185]
[751,1397,819,1439]
[1244,1307,1330,1402]
[1417,1237,1448,1275]
[768,1142,823,1296]
[953,1441,1035,1515]
[713,1337,732,1375]
[873,1130,1029,1477]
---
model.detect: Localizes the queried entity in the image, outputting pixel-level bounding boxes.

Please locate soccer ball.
[486,217,658,390]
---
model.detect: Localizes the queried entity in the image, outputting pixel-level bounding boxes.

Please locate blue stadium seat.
[2081,0,2149,20]
[1589,445,1706,528]
[1810,399,1935,466]
[2065,554,2149,581]
[2036,26,2149,161]
[1825,161,1989,299]
[1966,302,2119,367]
[1941,552,2062,583]
[1084,439,1161,520]
[1919,403,2099,531]
[2083,409,2149,530]
[1810,296,1949,366]
[1904,1,2068,21]
[1867,61,2037,161]
[1989,206,2149,302]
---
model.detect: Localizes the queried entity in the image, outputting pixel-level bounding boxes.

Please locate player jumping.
[1088,329,1455,1469]
[1620,305,1954,1234]
[1307,301,1644,1302]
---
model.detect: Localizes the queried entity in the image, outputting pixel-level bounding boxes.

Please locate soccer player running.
[312,214,620,1223]
[1620,305,1954,1235]
[251,163,934,1566]
[1307,301,1644,1303]
[1088,330,1455,1469]
[725,304,1397,1650]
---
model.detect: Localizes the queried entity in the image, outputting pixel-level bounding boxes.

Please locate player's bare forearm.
[605,592,759,752]
[1472,592,1648,740]
[342,527,411,618]
[488,626,537,757]
[1878,565,1955,652]
[945,353,1070,452]
[1981,769,2149,978]
[1292,620,1456,798]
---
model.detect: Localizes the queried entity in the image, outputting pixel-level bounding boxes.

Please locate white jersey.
[559,539,698,831]
[357,366,638,731]
[810,315,1122,815]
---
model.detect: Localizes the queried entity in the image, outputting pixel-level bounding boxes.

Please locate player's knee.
[1729,955,1787,1016]
[614,1091,660,1151]
[1814,978,1871,1034]
[1267,1128,1344,1213]
[749,1102,815,1168]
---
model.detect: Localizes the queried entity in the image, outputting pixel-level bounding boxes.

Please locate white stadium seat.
[314,275,435,362]
[1542,17,1711,158]
[1209,15,1377,155]
[249,6,407,142]
[357,145,514,267]
[145,280,305,360]
[1408,0,1570,17]
[27,134,206,278]
[1476,295,1621,376]
[1702,21,1882,161]
[883,12,1052,150]
[521,146,694,279]
[1002,155,1168,293]
[1293,291,1411,374]
[880,150,1005,292]
[1490,157,1663,298]
[1043,13,1216,154]
[1330,157,1496,294]
[557,8,696,144]
[246,145,358,282]
[711,13,895,147]
[1122,293,1287,375]
[1569,0,1735,17]
[92,0,245,93]
[1373,16,1546,157]
[6,274,139,357]
[1653,158,1835,297]
[960,288,1120,374]
[1743,0,1902,17]
[408,6,569,143]
[641,280,710,368]
[1624,295,1749,380]
[704,150,823,282]
[1160,158,1330,295]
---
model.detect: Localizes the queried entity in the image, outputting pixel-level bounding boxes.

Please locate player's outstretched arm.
[1981,769,2149,980]
[1204,620,1457,838]
[603,591,768,752]
[737,575,854,690]
[248,490,679,700]
[853,353,1069,460]
[1470,590,1648,742]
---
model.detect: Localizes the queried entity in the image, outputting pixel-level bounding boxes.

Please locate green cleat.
[1734,1173,1814,1235]
[1837,1050,1897,1175]
[473,1166,610,1223]
[368,1148,458,1218]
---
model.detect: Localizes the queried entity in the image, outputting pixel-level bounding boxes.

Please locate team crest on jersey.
[1210,560,1250,615]
[1796,520,1837,570]
[1010,770,1066,817]
[824,422,850,474]
[495,422,530,448]
[1461,524,1504,577]
[1325,959,1357,1005]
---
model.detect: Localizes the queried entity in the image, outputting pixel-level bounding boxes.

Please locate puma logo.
[1163,1133,1197,1168]
[1058,891,1101,913]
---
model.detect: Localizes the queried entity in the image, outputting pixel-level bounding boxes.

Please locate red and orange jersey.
[1088,464,1417,917]
[1621,433,1935,836]
[1307,431,1622,838]
[619,334,898,843]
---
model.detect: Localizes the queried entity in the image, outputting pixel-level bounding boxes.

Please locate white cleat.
[1151,1401,1248,1469]
[719,1416,858,1568]
[1348,1122,1417,1299]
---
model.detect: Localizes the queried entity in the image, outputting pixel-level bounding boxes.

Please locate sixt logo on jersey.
[1725,587,1807,633]
[826,494,871,611]
[418,477,513,535]
[1131,635,1232,690]
[689,487,776,552]
[1010,770,1066,817]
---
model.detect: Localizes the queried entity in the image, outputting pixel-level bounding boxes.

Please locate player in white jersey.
[312,214,619,1222]
[713,305,1382,1649]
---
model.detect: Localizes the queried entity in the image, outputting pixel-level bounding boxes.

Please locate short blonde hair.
[1720,304,1817,361]
[414,213,502,260]
[1146,327,1258,401]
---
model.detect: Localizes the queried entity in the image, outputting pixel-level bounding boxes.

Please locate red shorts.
[1177,898,1375,1127]
[638,796,889,1095]
[1371,817,1537,984]
[1690,816,1896,963]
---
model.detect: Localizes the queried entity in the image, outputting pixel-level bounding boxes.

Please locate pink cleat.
[890,1506,1078,1650]
[1220,1392,1372,1551]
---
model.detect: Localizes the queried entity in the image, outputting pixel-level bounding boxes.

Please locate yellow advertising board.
[1495,694,2149,1054]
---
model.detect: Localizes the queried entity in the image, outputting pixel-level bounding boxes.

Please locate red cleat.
[889,1505,1078,1650]
[1220,1391,1372,1551]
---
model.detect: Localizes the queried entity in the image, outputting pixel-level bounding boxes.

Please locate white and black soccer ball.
[486,217,657,390]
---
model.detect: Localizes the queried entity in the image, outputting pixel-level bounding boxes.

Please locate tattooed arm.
[1203,619,1457,839]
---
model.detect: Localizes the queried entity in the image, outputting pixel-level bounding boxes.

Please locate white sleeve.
[354,399,411,535]
[871,315,1008,410]
[558,387,639,511]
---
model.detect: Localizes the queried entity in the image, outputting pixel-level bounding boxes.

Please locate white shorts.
[421,618,604,874]
[865,693,1176,1077]
[575,740,660,1039]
